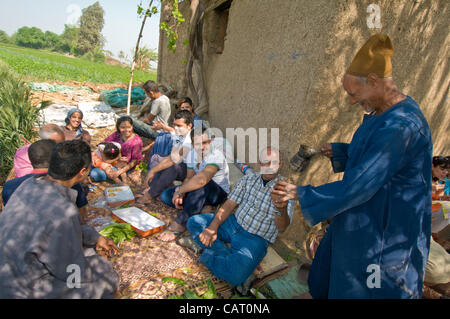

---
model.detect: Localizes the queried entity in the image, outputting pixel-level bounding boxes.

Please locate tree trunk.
[186,0,209,118]
[127,0,154,115]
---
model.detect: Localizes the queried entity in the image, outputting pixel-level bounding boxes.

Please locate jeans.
[148,163,187,198]
[150,132,173,157]
[187,213,269,286]
[132,119,159,140]
[149,154,165,171]
[161,179,228,227]
[89,166,118,182]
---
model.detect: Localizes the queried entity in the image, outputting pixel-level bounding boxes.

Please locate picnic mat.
[85,182,232,299]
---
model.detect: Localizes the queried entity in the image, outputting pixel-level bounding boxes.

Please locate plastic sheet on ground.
[99,87,146,108]
[28,82,91,92]
[39,101,118,129]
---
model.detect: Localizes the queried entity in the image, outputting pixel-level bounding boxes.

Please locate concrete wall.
[158,0,450,257]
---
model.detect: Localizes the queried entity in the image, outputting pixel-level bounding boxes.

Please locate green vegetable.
[178,267,191,273]
[137,162,148,173]
[201,280,217,299]
[99,222,136,245]
[183,290,202,299]
[165,279,218,299]
[162,277,186,286]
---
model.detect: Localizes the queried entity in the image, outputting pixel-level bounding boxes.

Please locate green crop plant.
[0,61,48,184]
[0,43,156,84]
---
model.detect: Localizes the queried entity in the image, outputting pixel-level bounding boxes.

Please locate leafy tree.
[0,30,10,44]
[103,49,114,58]
[76,1,105,56]
[118,50,128,65]
[15,26,46,49]
[136,45,158,70]
[44,31,62,50]
[59,24,79,54]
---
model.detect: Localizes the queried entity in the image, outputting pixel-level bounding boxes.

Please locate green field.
[0,43,156,84]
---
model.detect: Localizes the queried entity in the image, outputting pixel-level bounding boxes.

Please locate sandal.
[157,229,183,242]
[135,192,154,204]
[177,236,203,254]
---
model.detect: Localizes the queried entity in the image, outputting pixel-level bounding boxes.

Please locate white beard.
[362,103,375,114]
[260,166,279,175]
[364,106,375,114]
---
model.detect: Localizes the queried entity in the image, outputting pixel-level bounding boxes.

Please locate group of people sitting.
[0,80,295,298]
[423,155,450,298]
[1,77,448,299]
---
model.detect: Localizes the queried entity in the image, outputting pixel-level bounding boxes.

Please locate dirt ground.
[29,81,137,106]
[84,172,234,299]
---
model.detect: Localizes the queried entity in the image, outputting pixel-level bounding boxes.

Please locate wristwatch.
[274,210,283,216]
[175,187,183,196]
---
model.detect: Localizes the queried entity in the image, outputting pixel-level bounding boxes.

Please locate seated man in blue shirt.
[186,147,295,288]
[145,97,209,156]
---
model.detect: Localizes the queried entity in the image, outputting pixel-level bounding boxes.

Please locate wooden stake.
[127,0,154,115]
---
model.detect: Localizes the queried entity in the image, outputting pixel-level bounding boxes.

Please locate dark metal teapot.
[290,144,318,172]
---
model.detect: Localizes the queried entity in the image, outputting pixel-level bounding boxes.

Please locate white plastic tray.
[111,206,165,232]
[105,185,135,203]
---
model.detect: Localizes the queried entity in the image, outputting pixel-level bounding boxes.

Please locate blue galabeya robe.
[297,96,433,298]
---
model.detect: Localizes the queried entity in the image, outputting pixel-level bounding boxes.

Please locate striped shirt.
[228,173,295,243]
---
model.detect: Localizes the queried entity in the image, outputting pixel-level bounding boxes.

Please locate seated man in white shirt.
[138,110,194,203]
[158,124,230,242]
[132,80,171,140]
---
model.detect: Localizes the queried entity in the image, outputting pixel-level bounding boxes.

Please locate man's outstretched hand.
[319,143,333,158]
[270,181,299,203]
[96,236,119,259]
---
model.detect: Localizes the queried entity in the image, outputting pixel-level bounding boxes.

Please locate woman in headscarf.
[60,108,91,145]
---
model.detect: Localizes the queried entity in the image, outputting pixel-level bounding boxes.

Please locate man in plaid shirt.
[186,147,295,286]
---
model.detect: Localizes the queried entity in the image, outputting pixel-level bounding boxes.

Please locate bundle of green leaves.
[137,162,148,173]
[99,222,136,246]
[167,279,218,299]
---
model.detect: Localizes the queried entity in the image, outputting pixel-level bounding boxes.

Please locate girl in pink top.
[104,116,143,184]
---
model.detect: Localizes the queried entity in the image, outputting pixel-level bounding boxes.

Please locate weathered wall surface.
[159,0,449,258]
[157,1,193,95]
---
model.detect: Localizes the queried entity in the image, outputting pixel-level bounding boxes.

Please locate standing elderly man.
[272,34,433,298]
[187,147,295,288]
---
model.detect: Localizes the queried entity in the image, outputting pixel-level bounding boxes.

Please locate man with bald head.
[187,147,295,289]
[13,124,65,178]
[272,34,433,298]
